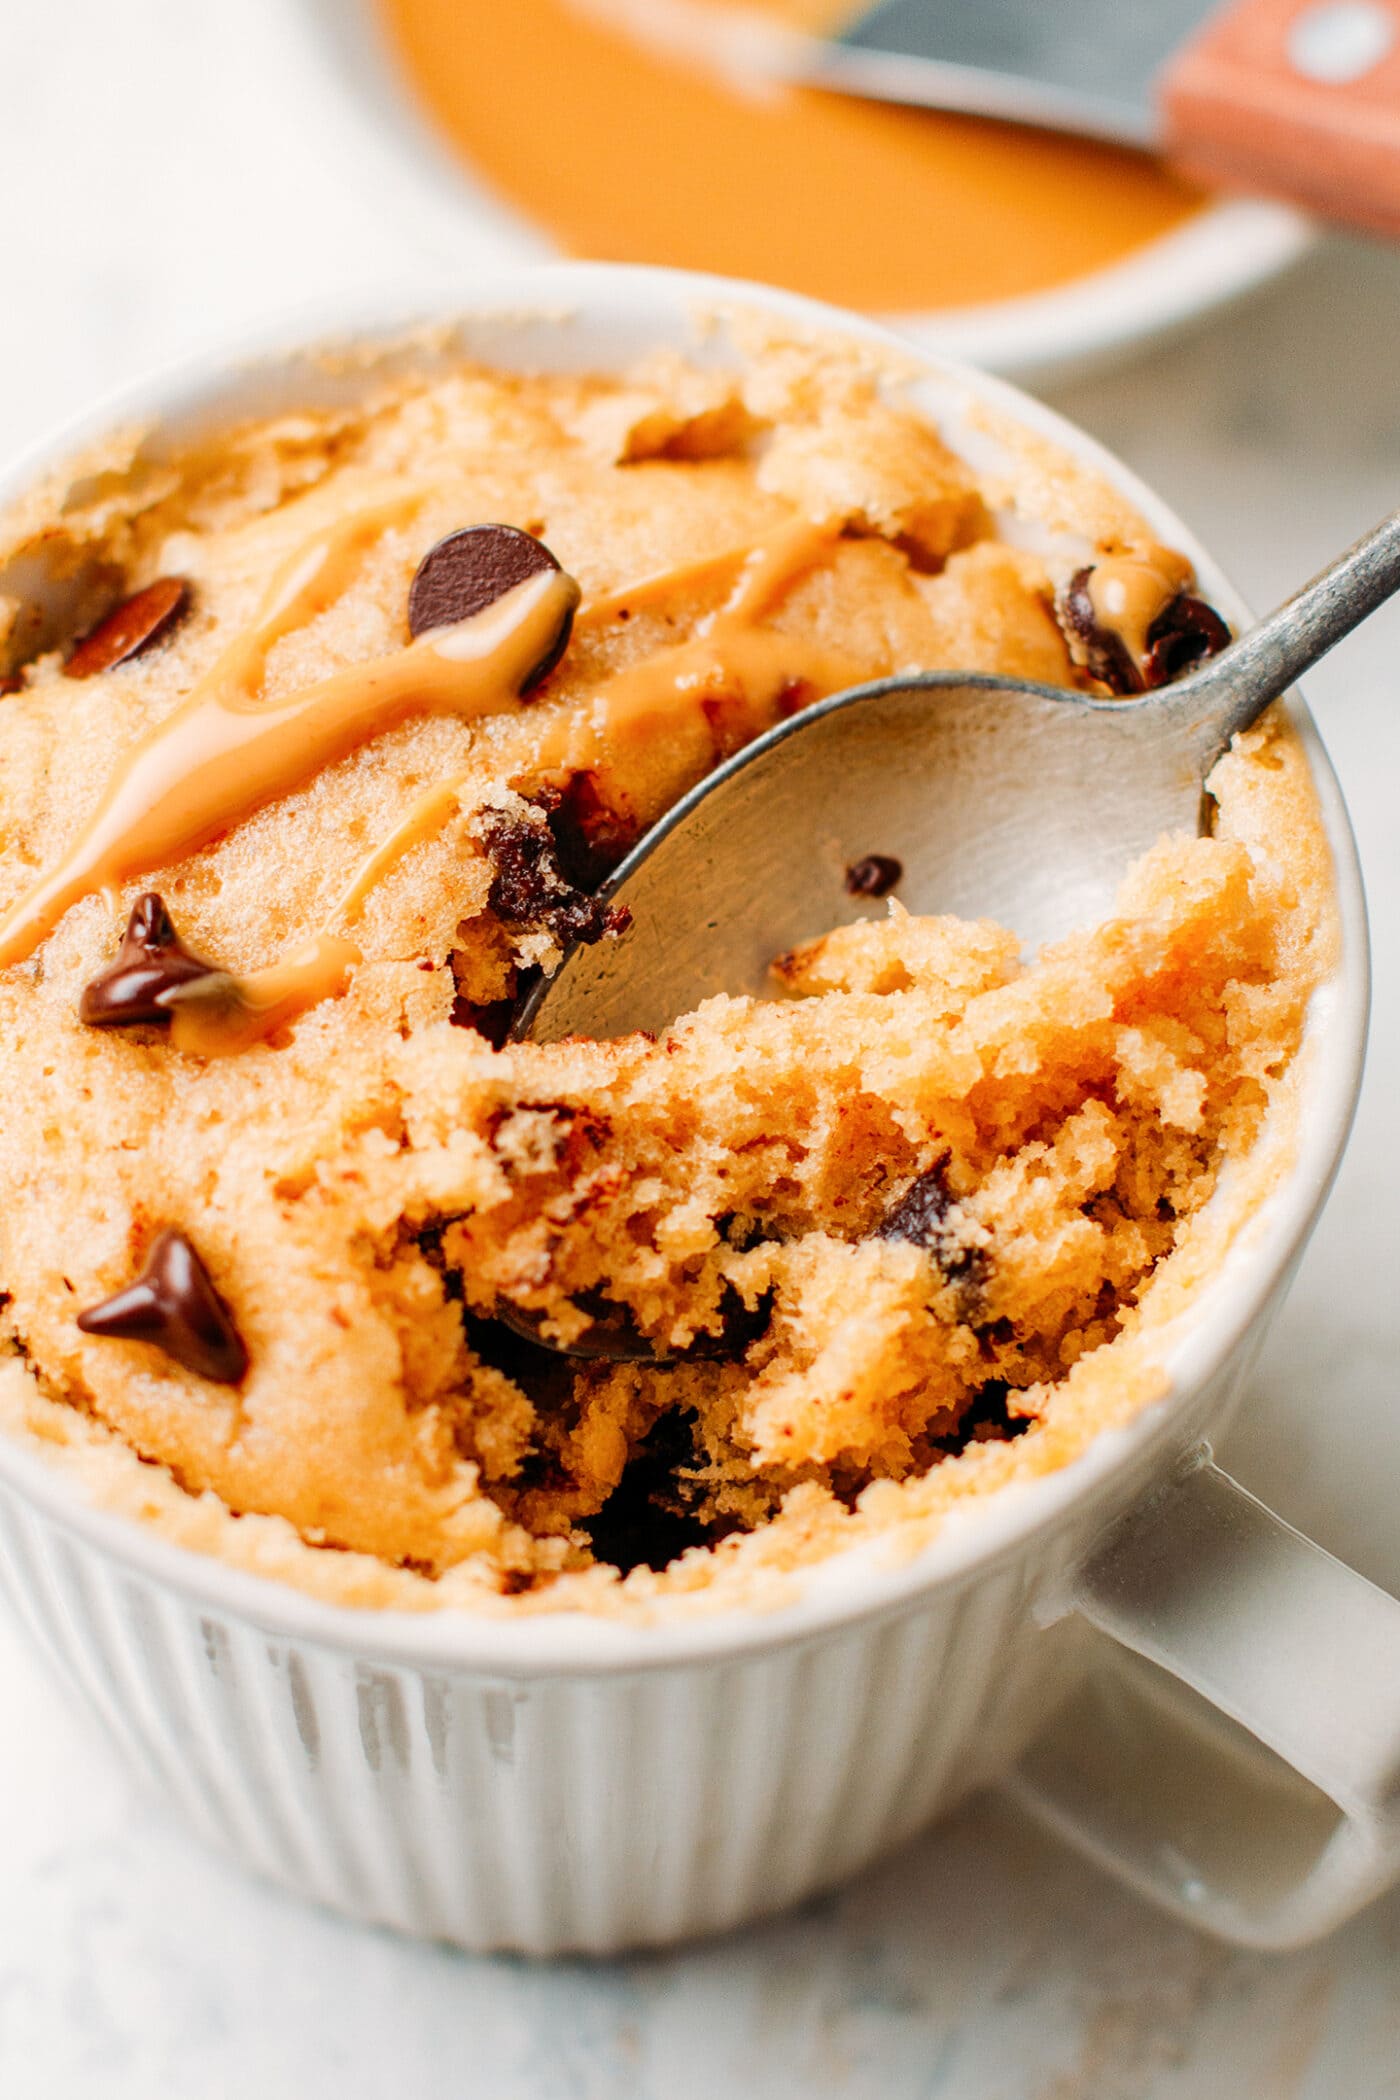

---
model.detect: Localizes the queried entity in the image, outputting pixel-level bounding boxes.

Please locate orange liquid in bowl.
[375,0,1206,313]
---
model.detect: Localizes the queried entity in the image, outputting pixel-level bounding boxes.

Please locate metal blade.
[809,0,1218,146]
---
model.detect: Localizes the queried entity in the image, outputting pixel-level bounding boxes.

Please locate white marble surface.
[4,2,1400,2092]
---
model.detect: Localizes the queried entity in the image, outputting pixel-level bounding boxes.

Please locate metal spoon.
[498,513,1400,1359]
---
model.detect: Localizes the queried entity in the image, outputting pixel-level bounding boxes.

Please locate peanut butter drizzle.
[0,507,580,968]
[181,501,834,1037]
[200,515,846,1029]
[335,516,853,925]
[335,778,469,925]
[1086,548,1194,668]
[162,934,363,1058]
[576,536,758,629]
[540,515,860,773]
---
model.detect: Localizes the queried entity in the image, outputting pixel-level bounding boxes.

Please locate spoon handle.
[1186,508,1400,745]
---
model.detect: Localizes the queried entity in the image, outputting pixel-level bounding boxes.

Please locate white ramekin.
[0,264,1385,1955]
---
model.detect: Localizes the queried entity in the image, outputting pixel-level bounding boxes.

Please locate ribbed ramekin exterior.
[0,1336,1283,1952]
[0,1466,1102,1952]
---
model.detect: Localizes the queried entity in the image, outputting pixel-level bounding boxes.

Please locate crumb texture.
[0,328,1336,1617]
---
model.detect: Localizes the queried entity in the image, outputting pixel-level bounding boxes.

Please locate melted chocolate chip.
[64,578,190,680]
[408,525,574,691]
[1142,592,1231,686]
[845,853,903,899]
[487,1099,612,1182]
[77,1228,248,1384]
[78,893,219,1027]
[1059,568,1142,695]
[539,771,639,890]
[879,1157,956,1247]
[478,802,631,949]
[879,1157,985,1289]
[583,1409,716,1573]
[1059,567,1230,697]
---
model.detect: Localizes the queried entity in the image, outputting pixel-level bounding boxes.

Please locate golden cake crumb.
[0,327,1336,1619]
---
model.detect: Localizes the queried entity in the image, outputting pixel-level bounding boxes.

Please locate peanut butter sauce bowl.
[307,0,1314,384]
[0,265,1382,1955]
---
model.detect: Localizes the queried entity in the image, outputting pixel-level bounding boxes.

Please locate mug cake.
[0,316,1335,1616]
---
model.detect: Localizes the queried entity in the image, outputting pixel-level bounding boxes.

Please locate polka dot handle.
[1161,0,1400,231]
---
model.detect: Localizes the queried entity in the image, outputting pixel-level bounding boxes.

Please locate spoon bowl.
[521,667,1220,1043]
[523,508,1400,1046]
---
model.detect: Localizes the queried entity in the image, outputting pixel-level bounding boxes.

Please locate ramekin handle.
[1003,1450,1400,1948]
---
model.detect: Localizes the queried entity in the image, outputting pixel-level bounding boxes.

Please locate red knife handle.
[1161,0,1400,233]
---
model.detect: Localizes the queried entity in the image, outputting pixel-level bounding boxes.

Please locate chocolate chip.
[477,802,631,949]
[408,525,575,691]
[77,1228,248,1384]
[485,1098,611,1180]
[879,1156,985,1289]
[1059,568,1142,696]
[1059,568,1230,697]
[64,578,190,681]
[879,1156,956,1247]
[845,853,902,898]
[539,771,638,890]
[78,893,219,1027]
[598,1276,765,1362]
[1143,592,1231,686]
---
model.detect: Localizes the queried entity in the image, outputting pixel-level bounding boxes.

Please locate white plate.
[303,0,1315,385]
[894,194,1313,382]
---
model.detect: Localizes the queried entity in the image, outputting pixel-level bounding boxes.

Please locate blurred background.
[4,2,1400,2094]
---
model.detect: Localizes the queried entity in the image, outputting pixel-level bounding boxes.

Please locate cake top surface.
[0,325,1338,1620]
